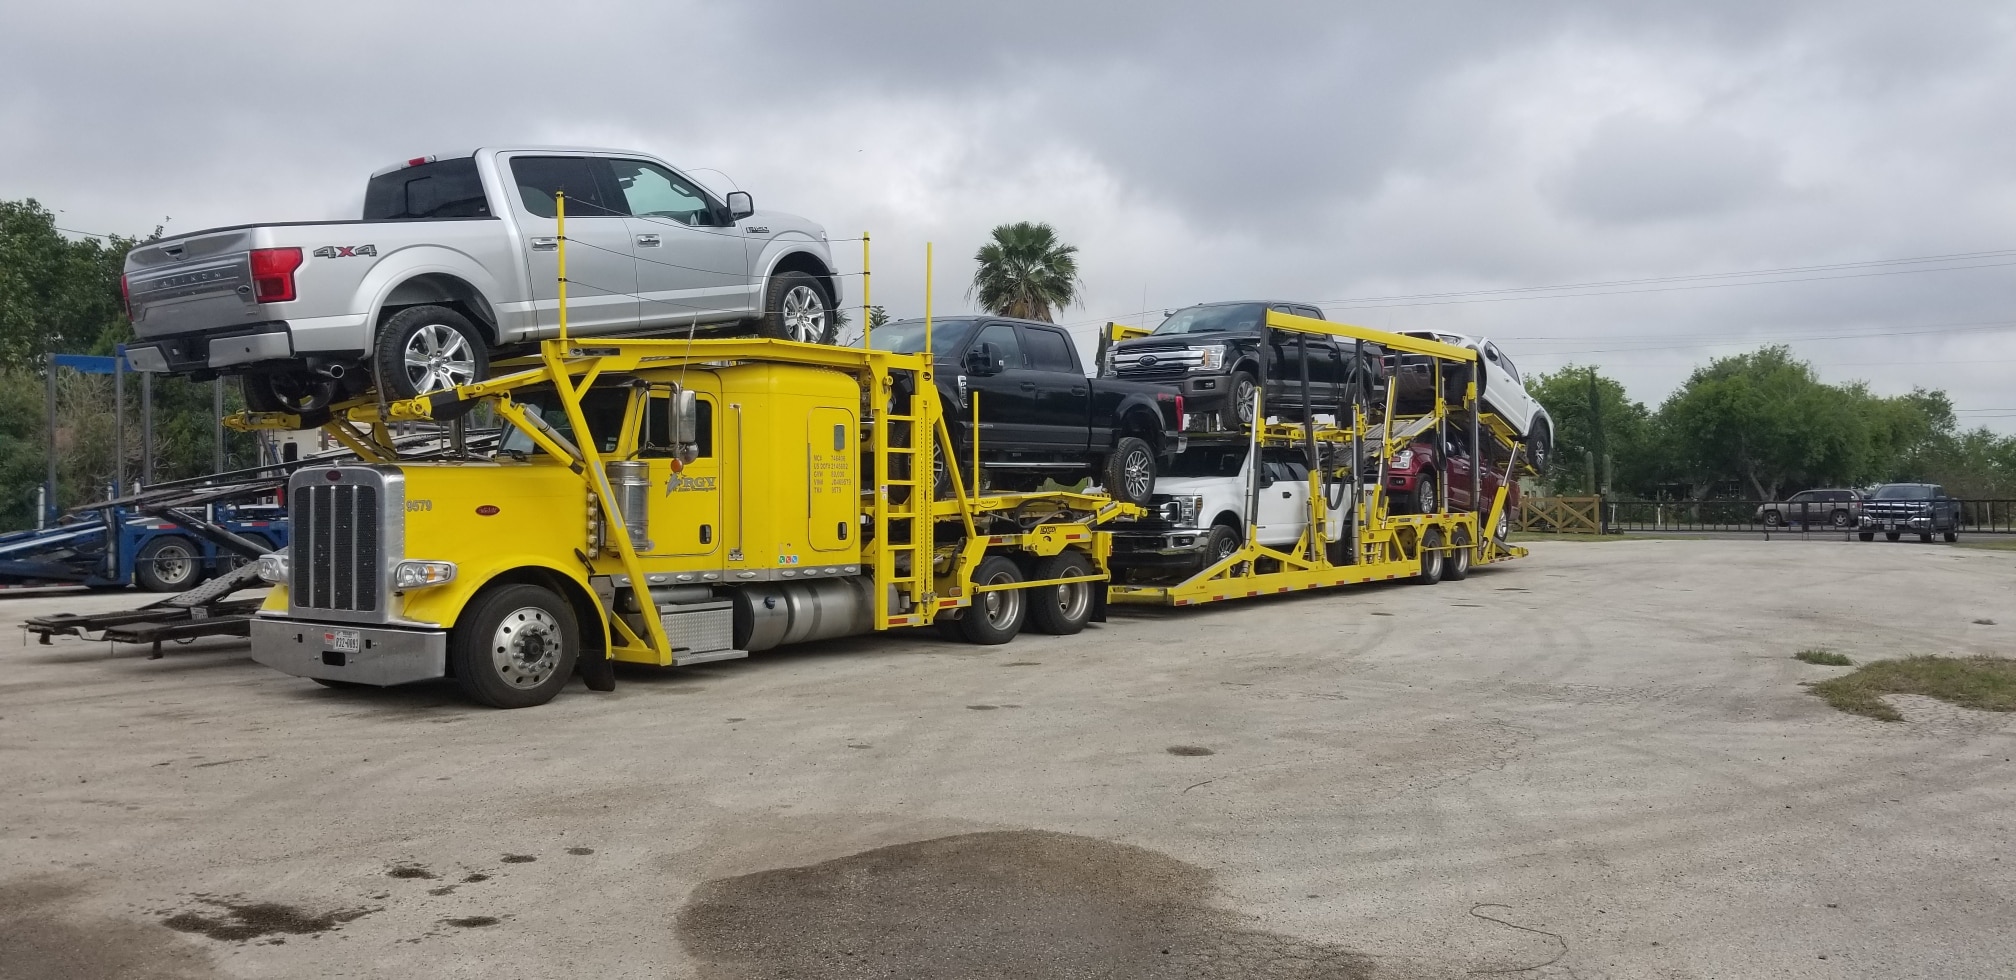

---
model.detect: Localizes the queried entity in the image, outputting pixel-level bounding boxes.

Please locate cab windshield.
[1163,448,1248,478]
[855,318,977,359]
[1872,485,1932,500]
[499,386,630,456]
[1152,304,1266,337]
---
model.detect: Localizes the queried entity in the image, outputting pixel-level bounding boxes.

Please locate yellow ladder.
[868,360,936,628]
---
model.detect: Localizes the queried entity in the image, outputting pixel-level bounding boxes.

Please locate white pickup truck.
[122,147,839,421]
[1109,441,1355,576]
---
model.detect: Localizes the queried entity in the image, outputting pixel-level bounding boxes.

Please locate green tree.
[969,222,1083,322]
[1527,364,1653,495]
[0,199,151,367]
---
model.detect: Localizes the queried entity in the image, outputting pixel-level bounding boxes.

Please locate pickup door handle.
[1281,491,1293,498]
[1019,381,1038,391]
[635,234,661,247]
[530,237,559,251]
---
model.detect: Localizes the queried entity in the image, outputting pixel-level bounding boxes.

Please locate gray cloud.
[3,1,2012,427]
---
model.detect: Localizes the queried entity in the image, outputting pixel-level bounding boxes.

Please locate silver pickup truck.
[122,147,839,420]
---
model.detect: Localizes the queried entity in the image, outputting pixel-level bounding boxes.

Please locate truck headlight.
[1156,494,1203,526]
[393,560,457,589]
[255,553,289,585]
[1391,448,1414,467]
[1190,344,1228,371]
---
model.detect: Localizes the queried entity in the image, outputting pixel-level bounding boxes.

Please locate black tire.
[757,271,834,343]
[1944,530,1959,543]
[1884,531,1901,542]
[1226,370,1260,427]
[1829,509,1852,528]
[373,304,489,404]
[134,536,205,593]
[1762,510,1784,528]
[1025,552,1096,636]
[1526,419,1552,475]
[1918,532,1933,543]
[1201,523,1242,568]
[1445,531,1472,581]
[1103,436,1157,507]
[241,371,337,429]
[957,556,1027,644]
[1857,531,1874,542]
[449,583,579,709]
[1415,527,1445,585]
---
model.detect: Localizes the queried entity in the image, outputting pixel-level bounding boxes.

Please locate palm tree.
[969,222,1083,322]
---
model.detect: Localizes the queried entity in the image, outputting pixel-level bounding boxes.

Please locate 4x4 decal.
[312,245,378,258]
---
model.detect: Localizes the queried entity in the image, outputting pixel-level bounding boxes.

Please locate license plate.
[323,629,361,653]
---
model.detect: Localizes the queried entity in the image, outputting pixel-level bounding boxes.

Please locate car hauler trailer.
[1108,310,1526,607]
[227,332,1139,707]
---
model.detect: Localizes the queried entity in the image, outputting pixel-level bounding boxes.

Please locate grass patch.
[1794,648,1853,666]
[1807,655,2016,722]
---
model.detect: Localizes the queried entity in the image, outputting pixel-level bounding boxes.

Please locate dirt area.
[1,538,2011,979]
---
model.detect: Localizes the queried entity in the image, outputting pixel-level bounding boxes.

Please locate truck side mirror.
[965,342,1000,376]
[670,388,700,464]
[726,191,755,221]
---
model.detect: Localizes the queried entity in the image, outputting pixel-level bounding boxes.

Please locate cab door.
[640,392,722,558]
[1255,455,1310,547]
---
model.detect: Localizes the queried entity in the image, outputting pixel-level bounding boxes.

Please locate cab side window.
[510,156,625,219]
[610,159,723,226]
[1022,327,1077,373]
[638,394,715,459]
[972,323,1024,370]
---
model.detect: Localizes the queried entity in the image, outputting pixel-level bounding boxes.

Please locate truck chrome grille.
[297,484,380,612]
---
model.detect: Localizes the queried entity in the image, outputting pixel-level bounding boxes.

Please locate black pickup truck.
[1859,483,1962,542]
[1101,301,1385,428]
[864,316,1184,505]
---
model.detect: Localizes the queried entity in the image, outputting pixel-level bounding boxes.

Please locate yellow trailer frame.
[1107,310,1525,608]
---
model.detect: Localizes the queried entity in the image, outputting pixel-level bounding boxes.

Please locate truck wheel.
[1829,509,1852,528]
[1944,530,1959,543]
[1884,531,1901,542]
[374,305,489,402]
[1526,419,1552,475]
[1406,471,1438,515]
[1918,531,1933,543]
[758,271,834,344]
[1444,530,1472,581]
[135,536,206,592]
[1025,552,1095,636]
[1414,528,1445,585]
[1857,531,1874,542]
[1103,436,1157,507]
[241,371,338,428]
[1227,370,1259,427]
[1762,510,1784,528]
[958,556,1026,645]
[450,583,579,708]
[1202,524,1242,567]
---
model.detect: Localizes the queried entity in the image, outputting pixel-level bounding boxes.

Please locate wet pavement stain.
[442,915,500,928]
[500,854,537,864]
[966,704,1000,711]
[676,830,1373,979]
[160,895,373,943]
[462,873,491,883]
[1167,745,1216,757]
[566,847,595,856]
[385,865,436,880]
[1,879,221,980]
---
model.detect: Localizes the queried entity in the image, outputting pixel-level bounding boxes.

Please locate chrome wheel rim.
[1050,572,1091,624]
[1234,379,1257,424]
[1122,449,1154,500]
[490,606,561,688]
[153,544,193,584]
[781,285,826,342]
[1422,542,1443,578]
[980,570,1024,630]
[403,324,477,393]
[1214,531,1239,561]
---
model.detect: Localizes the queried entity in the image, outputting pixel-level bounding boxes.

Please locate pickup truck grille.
[287,467,402,622]
[1112,348,1206,379]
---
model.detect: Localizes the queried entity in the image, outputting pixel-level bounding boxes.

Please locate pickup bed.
[122,147,839,421]
[864,316,1184,506]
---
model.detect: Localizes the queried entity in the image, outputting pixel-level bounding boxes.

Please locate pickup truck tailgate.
[126,229,264,339]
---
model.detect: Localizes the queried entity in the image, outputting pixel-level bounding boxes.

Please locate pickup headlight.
[255,553,289,585]
[1156,494,1203,526]
[393,560,457,589]
[1190,344,1229,371]
[1391,448,1415,467]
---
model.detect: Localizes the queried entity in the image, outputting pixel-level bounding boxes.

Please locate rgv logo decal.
[665,474,717,495]
[312,244,378,259]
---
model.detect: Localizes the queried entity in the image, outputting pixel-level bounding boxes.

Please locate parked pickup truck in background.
[122,147,839,422]
[1859,483,1961,542]
[863,317,1184,506]
[1102,301,1386,429]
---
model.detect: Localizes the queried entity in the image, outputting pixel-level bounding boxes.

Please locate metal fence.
[1519,498,2016,535]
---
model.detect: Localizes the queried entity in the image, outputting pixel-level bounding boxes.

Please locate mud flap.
[1090,583,1108,624]
[577,650,616,692]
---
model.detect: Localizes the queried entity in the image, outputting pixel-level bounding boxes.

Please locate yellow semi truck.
[246,338,1131,707]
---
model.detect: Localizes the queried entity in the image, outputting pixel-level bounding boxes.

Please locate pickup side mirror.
[965,342,1001,376]
[726,191,755,221]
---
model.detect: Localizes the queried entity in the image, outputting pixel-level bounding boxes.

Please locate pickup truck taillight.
[249,247,304,304]
[119,274,132,320]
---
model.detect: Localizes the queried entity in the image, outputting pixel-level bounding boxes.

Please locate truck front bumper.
[1111,531,1209,567]
[251,618,447,687]
[1861,514,1931,530]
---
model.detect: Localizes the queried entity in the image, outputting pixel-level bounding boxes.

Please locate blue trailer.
[0,502,288,592]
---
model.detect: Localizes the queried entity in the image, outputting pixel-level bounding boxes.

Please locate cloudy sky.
[6,1,2013,430]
